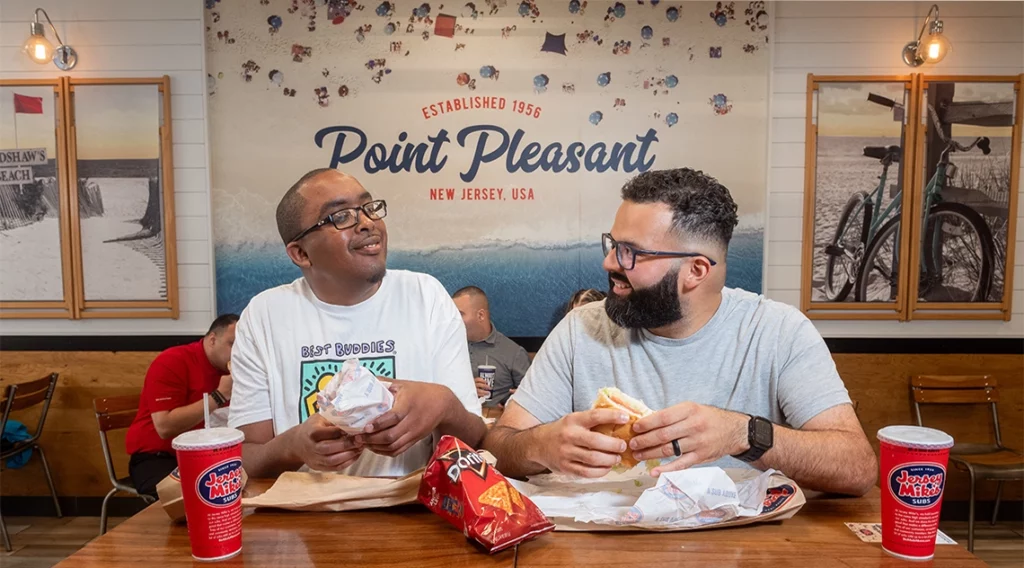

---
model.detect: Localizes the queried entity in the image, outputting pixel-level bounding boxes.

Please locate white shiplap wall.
[0,0,215,334]
[767,1,1024,337]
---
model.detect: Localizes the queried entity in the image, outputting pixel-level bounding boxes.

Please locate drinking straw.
[203,393,211,429]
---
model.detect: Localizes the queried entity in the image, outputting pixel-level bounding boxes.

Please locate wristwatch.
[733,415,773,463]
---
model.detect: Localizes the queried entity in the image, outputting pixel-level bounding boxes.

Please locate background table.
[56,483,983,567]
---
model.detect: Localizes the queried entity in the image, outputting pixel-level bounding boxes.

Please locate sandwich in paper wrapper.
[516,386,806,532]
[316,358,394,434]
[508,466,804,532]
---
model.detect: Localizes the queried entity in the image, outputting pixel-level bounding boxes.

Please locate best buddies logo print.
[888,463,945,509]
[196,458,244,508]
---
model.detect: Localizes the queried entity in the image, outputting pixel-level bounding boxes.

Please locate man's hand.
[217,374,233,401]
[356,380,456,457]
[473,377,490,398]
[296,414,363,471]
[532,409,630,478]
[630,402,748,476]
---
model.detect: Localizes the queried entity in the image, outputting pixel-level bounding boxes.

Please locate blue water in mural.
[216,232,763,337]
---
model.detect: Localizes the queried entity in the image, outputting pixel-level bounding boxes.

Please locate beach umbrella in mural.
[540,32,567,55]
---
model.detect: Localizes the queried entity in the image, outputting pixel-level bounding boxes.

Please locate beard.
[604,268,684,329]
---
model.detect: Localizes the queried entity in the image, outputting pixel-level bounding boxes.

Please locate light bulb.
[23,33,53,65]
[923,33,951,63]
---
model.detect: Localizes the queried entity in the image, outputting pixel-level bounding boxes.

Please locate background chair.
[93,394,156,536]
[911,374,1024,552]
[0,373,62,552]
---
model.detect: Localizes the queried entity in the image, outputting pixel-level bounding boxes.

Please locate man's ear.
[286,241,312,268]
[679,257,713,291]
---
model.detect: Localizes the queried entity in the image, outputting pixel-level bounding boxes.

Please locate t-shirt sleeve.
[509,345,531,389]
[507,314,574,424]
[430,283,482,417]
[228,304,275,429]
[144,352,189,413]
[776,311,852,429]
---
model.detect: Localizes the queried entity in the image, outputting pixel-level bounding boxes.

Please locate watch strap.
[733,415,771,463]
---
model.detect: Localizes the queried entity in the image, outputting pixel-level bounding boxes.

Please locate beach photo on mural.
[915,79,1017,305]
[809,80,911,305]
[0,85,65,302]
[206,0,771,335]
[71,84,168,302]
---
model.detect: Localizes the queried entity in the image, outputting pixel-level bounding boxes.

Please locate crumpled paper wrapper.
[509,466,805,532]
[316,358,394,434]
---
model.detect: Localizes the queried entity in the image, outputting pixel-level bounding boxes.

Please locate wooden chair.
[93,394,156,536]
[0,373,62,552]
[911,375,1024,552]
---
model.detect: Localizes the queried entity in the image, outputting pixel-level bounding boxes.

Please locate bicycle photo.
[808,80,1015,307]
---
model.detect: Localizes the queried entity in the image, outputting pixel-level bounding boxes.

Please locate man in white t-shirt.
[228,168,484,478]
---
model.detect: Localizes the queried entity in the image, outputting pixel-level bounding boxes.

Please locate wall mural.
[205,0,770,336]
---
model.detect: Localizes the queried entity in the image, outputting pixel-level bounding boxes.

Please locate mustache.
[608,272,630,286]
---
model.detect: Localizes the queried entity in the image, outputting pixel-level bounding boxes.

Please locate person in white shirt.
[228,168,485,478]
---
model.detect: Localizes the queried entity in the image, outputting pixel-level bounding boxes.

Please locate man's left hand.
[629,402,750,477]
[355,380,455,457]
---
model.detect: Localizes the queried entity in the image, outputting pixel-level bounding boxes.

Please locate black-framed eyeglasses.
[602,233,716,271]
[289,200,387,243]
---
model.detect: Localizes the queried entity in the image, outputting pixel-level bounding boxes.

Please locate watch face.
[752,418,773,447]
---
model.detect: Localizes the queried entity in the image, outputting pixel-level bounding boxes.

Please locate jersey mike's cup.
[478,365,496,401]
[172,427,245,562]
[877,425,954,561]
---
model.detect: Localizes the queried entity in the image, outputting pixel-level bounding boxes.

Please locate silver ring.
[671,439,681,457]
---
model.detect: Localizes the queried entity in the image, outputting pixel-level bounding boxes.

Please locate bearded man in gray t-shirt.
[483,168,877,496]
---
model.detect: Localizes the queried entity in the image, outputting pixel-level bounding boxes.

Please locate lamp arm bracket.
[914,4,940,45]
[34,8,65,47]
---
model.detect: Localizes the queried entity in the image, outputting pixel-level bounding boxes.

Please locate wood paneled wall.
[1,351,1021,501]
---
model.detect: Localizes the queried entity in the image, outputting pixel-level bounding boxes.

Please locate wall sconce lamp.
[23,8,78,70]
[902,4,952,67]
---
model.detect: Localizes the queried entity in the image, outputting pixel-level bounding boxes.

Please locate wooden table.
[56,483,984,567]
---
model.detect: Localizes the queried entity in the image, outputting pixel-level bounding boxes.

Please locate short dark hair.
[621,168,739,249]
[276,168,335,244]
[453,286,489,309]
[207,313,239,336]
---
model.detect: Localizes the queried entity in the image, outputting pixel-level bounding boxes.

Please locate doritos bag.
[418,436,554,553]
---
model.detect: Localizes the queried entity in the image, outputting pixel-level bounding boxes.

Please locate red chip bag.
[418,435,554,553]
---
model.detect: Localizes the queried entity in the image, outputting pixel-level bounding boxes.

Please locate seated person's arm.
[357,292,485,454]
[151,374,233,440]
[630,316,877,496]
[486,401,628,479]
[229,313,361,477]
[484,315,627,478]
[507,346,531,397]
[238,416,361,478]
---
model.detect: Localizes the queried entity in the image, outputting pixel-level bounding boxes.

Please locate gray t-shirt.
[468,325,532,407]
[511,287,851,470]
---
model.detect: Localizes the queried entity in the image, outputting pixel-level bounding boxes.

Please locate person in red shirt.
[126,314,238,497]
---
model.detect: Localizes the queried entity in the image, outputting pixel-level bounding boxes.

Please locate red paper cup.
[877,425,954,561]
[172,427,245,562]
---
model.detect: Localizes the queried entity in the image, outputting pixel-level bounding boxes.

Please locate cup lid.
[877,425,954,450]
[172,427,244,451]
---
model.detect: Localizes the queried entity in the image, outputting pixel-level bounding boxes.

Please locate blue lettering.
[314,126,367,169]
[385,340,395,352]
[365,143,388,173]
[540,143,566,172]
[457,125,509,183]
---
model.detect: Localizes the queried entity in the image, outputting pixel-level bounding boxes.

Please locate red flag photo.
[13,93,44,114]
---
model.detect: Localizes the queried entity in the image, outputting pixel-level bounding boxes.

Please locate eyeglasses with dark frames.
[289,200,387,243]
[601,232,717,271]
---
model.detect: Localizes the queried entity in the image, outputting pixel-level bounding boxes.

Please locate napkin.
[316,358,394,434]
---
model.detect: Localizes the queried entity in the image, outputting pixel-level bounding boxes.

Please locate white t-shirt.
[228,269,481,477]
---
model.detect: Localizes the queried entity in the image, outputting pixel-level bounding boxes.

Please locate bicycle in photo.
[822,93,996,304]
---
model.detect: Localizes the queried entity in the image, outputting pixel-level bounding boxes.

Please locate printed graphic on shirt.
[299,357,396,422]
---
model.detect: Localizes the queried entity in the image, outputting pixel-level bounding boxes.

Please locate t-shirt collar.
[639,291,729,346]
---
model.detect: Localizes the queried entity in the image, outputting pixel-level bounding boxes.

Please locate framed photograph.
[801,75,918,320]
[908,76,1021,320]
[67,78,178,318]
[0,78,75,318]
